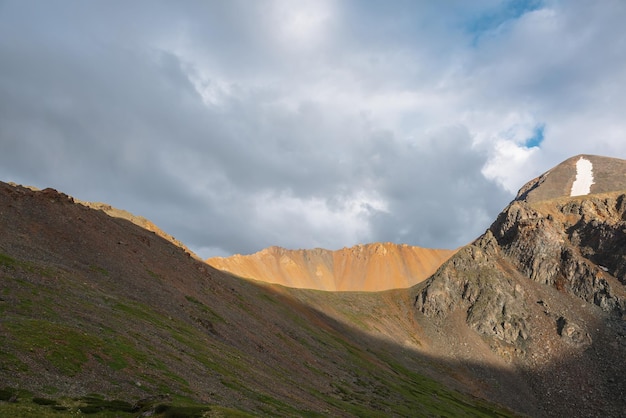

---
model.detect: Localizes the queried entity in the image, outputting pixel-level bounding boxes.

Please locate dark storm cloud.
[365,126,510,249]
[2,1,626,257]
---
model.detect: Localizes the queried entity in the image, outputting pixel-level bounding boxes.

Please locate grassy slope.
[0,183,514,416]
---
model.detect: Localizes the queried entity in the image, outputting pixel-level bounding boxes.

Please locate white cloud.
[482,140,540,193]
[270,0,335,50]
[252,190,388,250]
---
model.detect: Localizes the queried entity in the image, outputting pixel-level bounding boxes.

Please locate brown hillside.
[0,181,516,416]
[8,182,196,258]
[77,200,195,258]
[207,243,456,291]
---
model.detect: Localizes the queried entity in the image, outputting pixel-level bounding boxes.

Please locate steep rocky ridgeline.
[7,182,196,259]
[207,243,456,291]
[415,154,626,416]
[417,155,626,339]
[491,194,626,314]
[77,200,196,258]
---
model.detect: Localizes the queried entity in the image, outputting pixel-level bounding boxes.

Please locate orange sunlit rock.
[207,243,456,291]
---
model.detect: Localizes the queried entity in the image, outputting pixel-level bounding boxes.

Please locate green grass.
[0,252,59,278]
[0,348,28,373]
[4,319,100,376]
[1,318,165,377]
[0,387,19,401]
[0,252,17,268]
[89,265,110,276]
[378,357,513,417]
[0,393,135,417]
[113,301,169,328]
[185,295,226,322]
[0,390,257,418]
[0,252,515,417]
[0,292,515,417]
[146,269,162,280]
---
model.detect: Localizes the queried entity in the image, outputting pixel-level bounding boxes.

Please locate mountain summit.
[516,154,626,203]
[415,154,626,416]
[207,243,456,291]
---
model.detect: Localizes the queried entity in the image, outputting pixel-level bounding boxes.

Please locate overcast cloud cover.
[1,0,626,257]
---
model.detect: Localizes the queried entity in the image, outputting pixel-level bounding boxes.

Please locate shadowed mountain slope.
[416,154,626,417]
[3,154,626,417]
[207,244,456,291]
[0,181,514,417]
[6,182,196,258]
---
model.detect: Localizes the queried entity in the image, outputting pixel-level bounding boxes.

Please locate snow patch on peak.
[570,157,595,196]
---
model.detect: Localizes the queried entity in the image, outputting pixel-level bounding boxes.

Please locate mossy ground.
[0,244,517,417]
[0,389,254,417]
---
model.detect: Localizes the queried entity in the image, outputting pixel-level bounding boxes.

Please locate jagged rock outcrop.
[208,243,456,291]
[490,195,626,316]
[415,231,530,344]
[416,155,626,348]
[556,316,592,347]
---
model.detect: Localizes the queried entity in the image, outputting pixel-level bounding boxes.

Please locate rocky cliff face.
[492,195,626,314]
[207,243,456,291]
[416,155,626,346]
[414,233,531,344]
[414,155,626,416]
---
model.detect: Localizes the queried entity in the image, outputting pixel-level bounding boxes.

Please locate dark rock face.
[491,203,563,285]
[556,316,591,347]
[490,196,626,317]
[415,232,530,344]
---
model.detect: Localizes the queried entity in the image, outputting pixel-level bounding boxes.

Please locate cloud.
[367,125,511,249]
[1,1,626,257]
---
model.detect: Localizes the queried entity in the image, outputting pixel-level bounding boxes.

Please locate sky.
[1,0,626,258]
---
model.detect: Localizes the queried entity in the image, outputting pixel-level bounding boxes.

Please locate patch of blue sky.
[525,123,545,148]
[466,0,544,44]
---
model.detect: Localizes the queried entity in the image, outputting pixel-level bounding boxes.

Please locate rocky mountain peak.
[416,154,626,352]
[413,155,626,414]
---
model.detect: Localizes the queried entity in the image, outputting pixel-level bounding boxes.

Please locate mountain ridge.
[207,242,456,291]
[3,153,626,416]
[6,182,196,258]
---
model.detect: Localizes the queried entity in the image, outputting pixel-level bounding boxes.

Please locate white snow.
[570,157,595,196]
